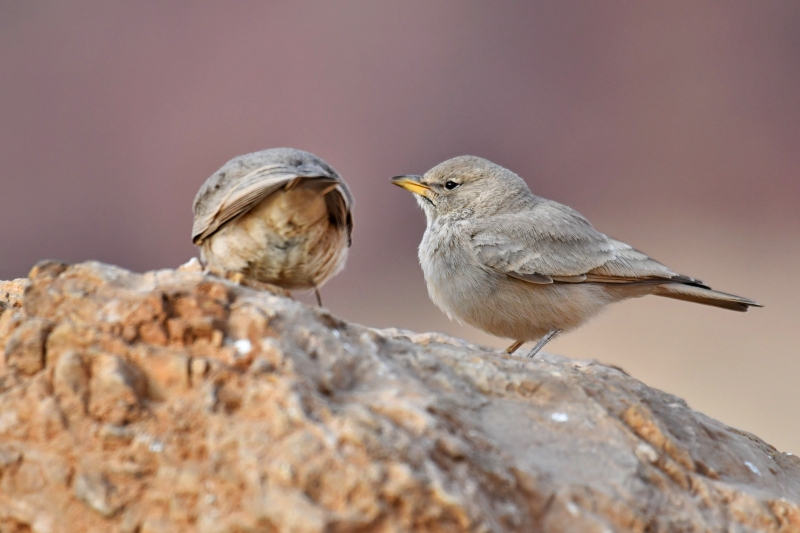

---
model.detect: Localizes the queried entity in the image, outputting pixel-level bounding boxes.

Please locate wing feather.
[471,202,614,279]
[325,185,354,246]
[585,239,708,288]
[192,164,344,244]
[471,203,706,288]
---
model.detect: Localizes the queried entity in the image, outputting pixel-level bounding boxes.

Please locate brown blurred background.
[2,2,799,452]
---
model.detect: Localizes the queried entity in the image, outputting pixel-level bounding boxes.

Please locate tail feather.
[655,283,762,312]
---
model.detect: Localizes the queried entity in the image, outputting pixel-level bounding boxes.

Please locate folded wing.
[471,201,704,287]
[192,163,349,245]
[470,202,761,311]
[471,202,615,284]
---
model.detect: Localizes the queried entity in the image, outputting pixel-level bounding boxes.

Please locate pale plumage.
[192,148,352,302]
[392,155,760,357]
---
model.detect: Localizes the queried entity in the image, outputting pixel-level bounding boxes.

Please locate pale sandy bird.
[392,156,761,357]
[192,148,353,306]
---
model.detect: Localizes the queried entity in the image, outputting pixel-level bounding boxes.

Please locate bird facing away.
[391,156,761,357]
[192,148,353,306]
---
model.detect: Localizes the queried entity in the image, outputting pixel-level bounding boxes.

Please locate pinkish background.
[2,2,799,451]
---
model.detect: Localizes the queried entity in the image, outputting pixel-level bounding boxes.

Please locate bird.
[391,156,761,358]
[192,148,353,306]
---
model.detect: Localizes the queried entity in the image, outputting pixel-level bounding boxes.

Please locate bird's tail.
[654,283,762,312]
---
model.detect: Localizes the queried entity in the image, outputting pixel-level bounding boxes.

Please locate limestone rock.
[0,260,797,532]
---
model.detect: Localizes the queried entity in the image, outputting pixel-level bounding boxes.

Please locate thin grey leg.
[314,287,323,308]
[526,328,562,358]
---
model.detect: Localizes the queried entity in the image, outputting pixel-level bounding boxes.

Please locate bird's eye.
[444,181,459,190]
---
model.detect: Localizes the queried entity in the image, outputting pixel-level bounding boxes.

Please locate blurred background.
[1,2,798,452]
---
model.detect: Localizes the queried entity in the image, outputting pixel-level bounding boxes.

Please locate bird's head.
[391,155,533,223]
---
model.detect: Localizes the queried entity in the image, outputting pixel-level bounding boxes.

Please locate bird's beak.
[391,175,432,199]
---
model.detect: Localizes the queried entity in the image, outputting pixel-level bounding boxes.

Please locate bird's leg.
[505,340,524,354]
[526,329,562,358]
[314,287,323,308]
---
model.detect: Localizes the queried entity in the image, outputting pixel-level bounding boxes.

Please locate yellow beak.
[391,175,432,199]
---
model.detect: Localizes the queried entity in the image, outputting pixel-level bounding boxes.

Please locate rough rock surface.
[0,260,798,533]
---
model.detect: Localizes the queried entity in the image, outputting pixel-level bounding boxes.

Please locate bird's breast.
[418,222,498,321]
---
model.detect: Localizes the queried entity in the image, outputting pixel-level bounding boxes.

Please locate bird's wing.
[325,184,354,246]
[192,164,341,244]
[471,203,706,287]
[471,203,615,284]
[584,239,708,287]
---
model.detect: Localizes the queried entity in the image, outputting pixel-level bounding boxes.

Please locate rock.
[52,350,90,418]
[73,471,122,518]
[87,353,147,425]
[0,278,30,312]
[3,317,52,376]
[0,260,797,533]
